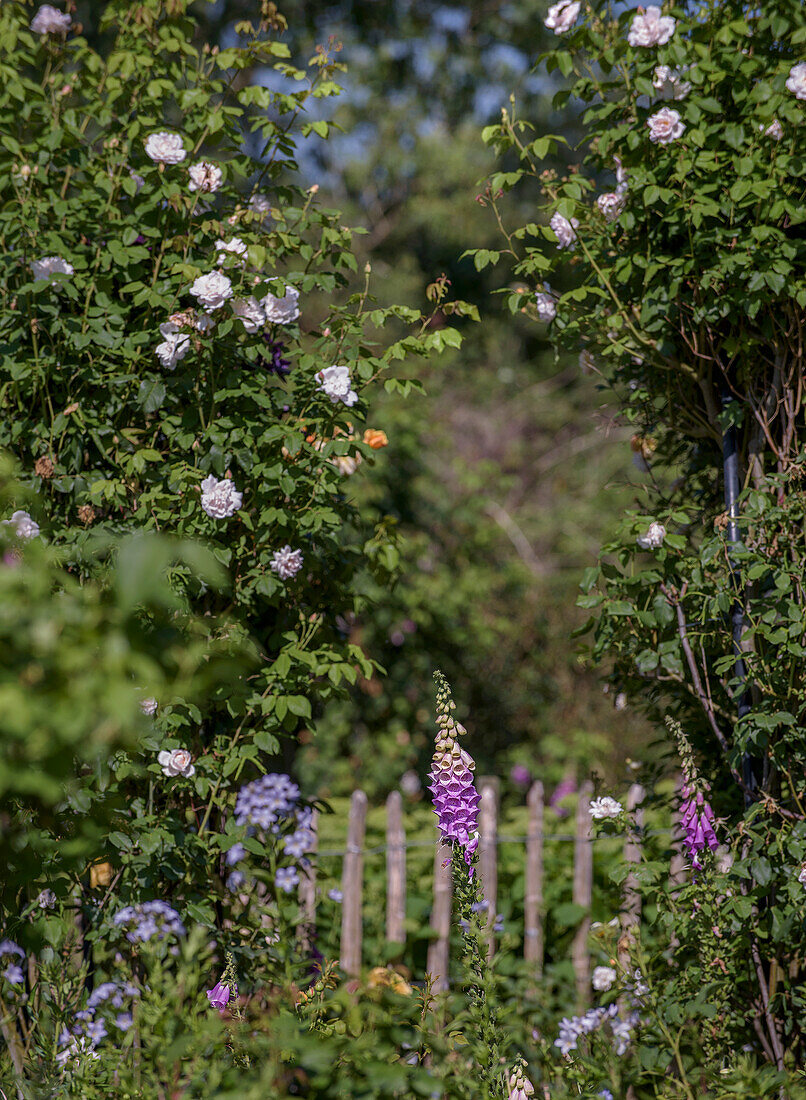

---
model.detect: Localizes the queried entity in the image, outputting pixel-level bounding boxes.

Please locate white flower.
[30,4,71,34]
[262,284,300,324]
[215,237,248,265]
[760,119,783,140]
[190,271,233,310]
[652,65,691,100]
[589,796,623,819]
[614,155,628,192]
[798,864,806,888]
[592,965,617,991]
[596,192,626,221]
[544,0,580,35]
[647,107,685,145]
[199,475,243,519]
[56,1036,99,1068]
[637,520,666,549]
[614,692,628,711]
[628,6,675,47]
[140,697,158,716]
[785,62,806,100]
[31,256,74,284]
[534,285,557,322]
[332,454,362,476]
[144,131,186,165]
[249,193,273,217]
[155,323,191,370]
[270,545,304,580]
[3,510,40,539]
[231,297,265,333]
[550,211,578,249]
[37,889,57,910]
[316,364,358,407]
[157,748,195,778]
[188,162,223,193]
[195,312,215,334]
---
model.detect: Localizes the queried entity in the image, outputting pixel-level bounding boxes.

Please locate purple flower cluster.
[257,337,292,377]
[112,900,186,944]
[459,899,504,933]
[429,674,480,873]
[679,786,718,868]
[0,939,24,986]
[230,774,314,896]
[58,980,139,1060]
[555,1004,640,1057]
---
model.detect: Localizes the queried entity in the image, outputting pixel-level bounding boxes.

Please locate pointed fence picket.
[298,779,671,987]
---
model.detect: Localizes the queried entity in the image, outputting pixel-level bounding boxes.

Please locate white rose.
[544,0,580,35]
[760,119,783,141]
[140,697,158,716]
[199,474,243,519]
[652,65,691,100]
[637,521,666,549]
[30,5,71,34]
[248,193,273,218]
[592,965,617,991]
[190,271,233,310]
[157,748,195,778]
[144,132,187,165]
[215,237,248,265]
[262,284,300,324]
[589,796,623,819]
[596,192,625,221]
[155,323,191,370]
[628,6,676,48]
[316,365,358,407]
[549,211,579,249]
[3,510,40,539]
[37,889,57,910]
[534,287,557,322]
[647,107,685,145]
[32,256,74,284]
[231,297,265,333]
[188,162,223,193]
[785,62,806,100]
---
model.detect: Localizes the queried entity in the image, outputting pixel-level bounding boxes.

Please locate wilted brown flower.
[34,456,54,479]
[77,504,96,526]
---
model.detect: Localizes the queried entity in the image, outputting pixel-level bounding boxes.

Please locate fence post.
[297,808,318,950]
[427,840,452,992]
[524,781,544,977]
[619,784,644,969]
[340,789,367,976]
[572,781,593,1007]
[479,776,499,958]
[386,790,406,945]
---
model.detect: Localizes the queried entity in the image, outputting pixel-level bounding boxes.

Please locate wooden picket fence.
[298,779,657,1002]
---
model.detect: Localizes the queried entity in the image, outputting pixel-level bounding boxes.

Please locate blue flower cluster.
[112,900,186,944]
[0,938,24,987]
[58,980,139,1061]
[229,773,314,896]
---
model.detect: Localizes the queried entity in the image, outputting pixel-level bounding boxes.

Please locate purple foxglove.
[206,981,230,1011]
[679,786,718,867]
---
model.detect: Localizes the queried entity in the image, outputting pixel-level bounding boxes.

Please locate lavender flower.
[275,866,300,893]
[428,673,480,870]
[679,786,718,867]
[226,871,245,891]
[112,900,186,944]
[234,773,300,830]
[225,843,246,866]
[3,964,23,985]
[328,888,344,903]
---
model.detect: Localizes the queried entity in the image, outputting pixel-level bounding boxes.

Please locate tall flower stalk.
[429,671,505,1099]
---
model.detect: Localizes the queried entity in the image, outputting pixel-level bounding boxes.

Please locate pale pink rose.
[157,749,195,778]
[760,119,783,141]
[544,0,580,35]
[188,162,223,193]
[190,271,233,310]
[785,62,806,100]
[549,211,578,249]
[199,475,242,519]
[628,6,676,48]
[30,4,71,34]
[144,132,186,165]
[647,107,685,145]
[596,192,625,221]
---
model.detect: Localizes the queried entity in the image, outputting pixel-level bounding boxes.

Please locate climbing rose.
[144,131,186,165]
[249,193,273,217]
[316,365,358,406]
[679,787,718,868]
[785,62,806,100]
[550,211,578,249]
[32,256,73,283]
[761,119,783,141]
[363,429,388,449]
[628,6,675,47]
[637,520,666,549]
[534,286,557,322]
[797,865,806,888]
[647,107,685,145]
[270,545,304,580]
[589,796,623,819]
[231,297,265,333]
[215,237,247,265]
[188,162,223,192]
[596,192,626,221]
[154,323,190,370]
[544,0,580,35]
[206,982,230,1011]
[592,965,617,991]
[37,888,57,910]
[157,748,195,778]
[262,285,300,324]
[30,5,71,34]
[3,510,39,539]
[190,271,233,310]
[653,65,691,100]
[140,697,158,716]
[200,475,242,519]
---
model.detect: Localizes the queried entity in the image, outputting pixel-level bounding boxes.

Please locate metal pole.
[721,391,757,800]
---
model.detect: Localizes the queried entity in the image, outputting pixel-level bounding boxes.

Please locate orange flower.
[363,429,388,450]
